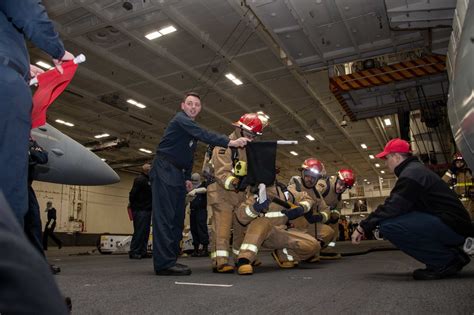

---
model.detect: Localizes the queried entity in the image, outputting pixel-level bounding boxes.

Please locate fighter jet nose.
[32,124,121,185]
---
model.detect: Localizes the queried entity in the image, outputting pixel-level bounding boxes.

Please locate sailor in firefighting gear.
[442,153,473,220]
[315,168,356,258]
[233,182,319,275]
[288,158,334,261]
[207,112,269,273]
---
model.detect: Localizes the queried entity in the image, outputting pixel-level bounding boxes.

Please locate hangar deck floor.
[46,241,474,314]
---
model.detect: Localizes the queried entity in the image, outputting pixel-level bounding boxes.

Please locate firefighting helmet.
[337,169,355,189]
[300,158,326,179]
[232,111,269,136]
[453,152,464,162]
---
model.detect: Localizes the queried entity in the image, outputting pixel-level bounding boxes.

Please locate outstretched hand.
[228,137,252,148]
[53,50,75,74]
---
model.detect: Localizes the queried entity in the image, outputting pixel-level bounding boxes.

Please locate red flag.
[31,61,78,128]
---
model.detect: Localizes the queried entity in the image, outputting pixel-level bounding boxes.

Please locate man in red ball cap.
[352,138,474,280]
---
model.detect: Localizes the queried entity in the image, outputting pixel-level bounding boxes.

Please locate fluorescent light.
[55,119,74,127]
[384,118,392,126]
[367,181,371,184]
[232,79,243,85]
[305,135,315,141]
[145,31,162,40]
[139,148,152,154]
[375,163,380,168]
[36,61,53,69]
[369,154,375,159]
[159,25,177,35]
[380,170,385,174]
[225,73,243,86]
[290,151,298,156]
[101,158,107,162]
[363,179,367,181]
[127,99,146,109]
[94,133,110,139]
[225,73,236,80]
[360,143,367,149]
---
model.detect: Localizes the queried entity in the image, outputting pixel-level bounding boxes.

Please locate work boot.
[65,296,72,313]
[305,255,320,263]
[191,245,200,257]
[464,237,474,256]
[212,263,234,273]
[198,246,209,257]
[50,264,61,274]
[271,250,296,269]
[236,258,253,275]
[413,251,471,280]
[319,252,342,260]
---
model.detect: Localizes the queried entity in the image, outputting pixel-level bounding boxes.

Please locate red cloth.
[31,61,78,128]
[127,206,134,221]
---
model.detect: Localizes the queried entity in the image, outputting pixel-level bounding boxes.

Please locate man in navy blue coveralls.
[0,0,74,226]
[152,92,251,275]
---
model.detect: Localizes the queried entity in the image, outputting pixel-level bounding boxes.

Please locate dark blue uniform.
[0,0,65,225]
[0,192,68,314]
[25,139,49,255]
[129,172,152,258]
[151,111,229,272]
[190,181,209,249]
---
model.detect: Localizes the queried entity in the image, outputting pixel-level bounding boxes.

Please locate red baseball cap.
[375,138,411,159]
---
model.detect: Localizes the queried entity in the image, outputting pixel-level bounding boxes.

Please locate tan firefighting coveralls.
[288,176,335,248]
[316,176,344,241]
[442,168,474,220]
[207,129,247,268]
[233,183,319,265]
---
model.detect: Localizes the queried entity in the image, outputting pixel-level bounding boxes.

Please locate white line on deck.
[174,281,233,287]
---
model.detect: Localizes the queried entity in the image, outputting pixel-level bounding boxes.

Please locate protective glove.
[449,165,458,174]
[281,206,305,220]
[187,189,197,197]
[253,199,270,213]
[326,211,340,224]
[304,211,324,224]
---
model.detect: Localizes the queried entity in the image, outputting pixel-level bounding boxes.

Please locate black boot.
[191,244,200,257]
[198,245,209,257]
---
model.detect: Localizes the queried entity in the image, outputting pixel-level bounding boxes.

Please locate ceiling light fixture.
[384,118,392,126]
[94,133,110,139]
[290,151,298,156]
[127,99,146,109]
[159,25,177,35]
[225,73,243,86]
[145,25,177,40]
[305,135,315,141]
[369,154,375,159]
[139,148,152,154]
[55,119,74,127]
[375,163,380,167]
[145,31,162,40]
[360,143,367,149]
[380,170,385,174]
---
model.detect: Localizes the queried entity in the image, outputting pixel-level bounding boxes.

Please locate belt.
[156,152,185,172]
[0,56,25,76]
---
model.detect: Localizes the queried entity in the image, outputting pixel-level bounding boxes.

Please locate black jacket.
[129,173,152,212]
[360,157,474,237]
[190,182,207,210]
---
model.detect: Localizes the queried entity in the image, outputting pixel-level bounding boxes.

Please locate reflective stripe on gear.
[240,243,258,253]
[264,211,286,218]
[224,176,236,190]
[283,248,294,261]
[330,210,340,215]
[455,182,473,187]
[232,248,240,255]
[321,212,329,223]
[245,205,258,218]
[299,201,312,212]
[210,250,230,258]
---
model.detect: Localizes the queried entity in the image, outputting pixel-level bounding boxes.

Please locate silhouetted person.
[43,201,62,250]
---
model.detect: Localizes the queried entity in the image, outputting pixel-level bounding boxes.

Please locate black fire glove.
[281,206,305,220]
[304,211,323,224]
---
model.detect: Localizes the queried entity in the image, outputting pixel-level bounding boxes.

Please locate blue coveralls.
[0,0,65,225]
[151,111,229,272]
